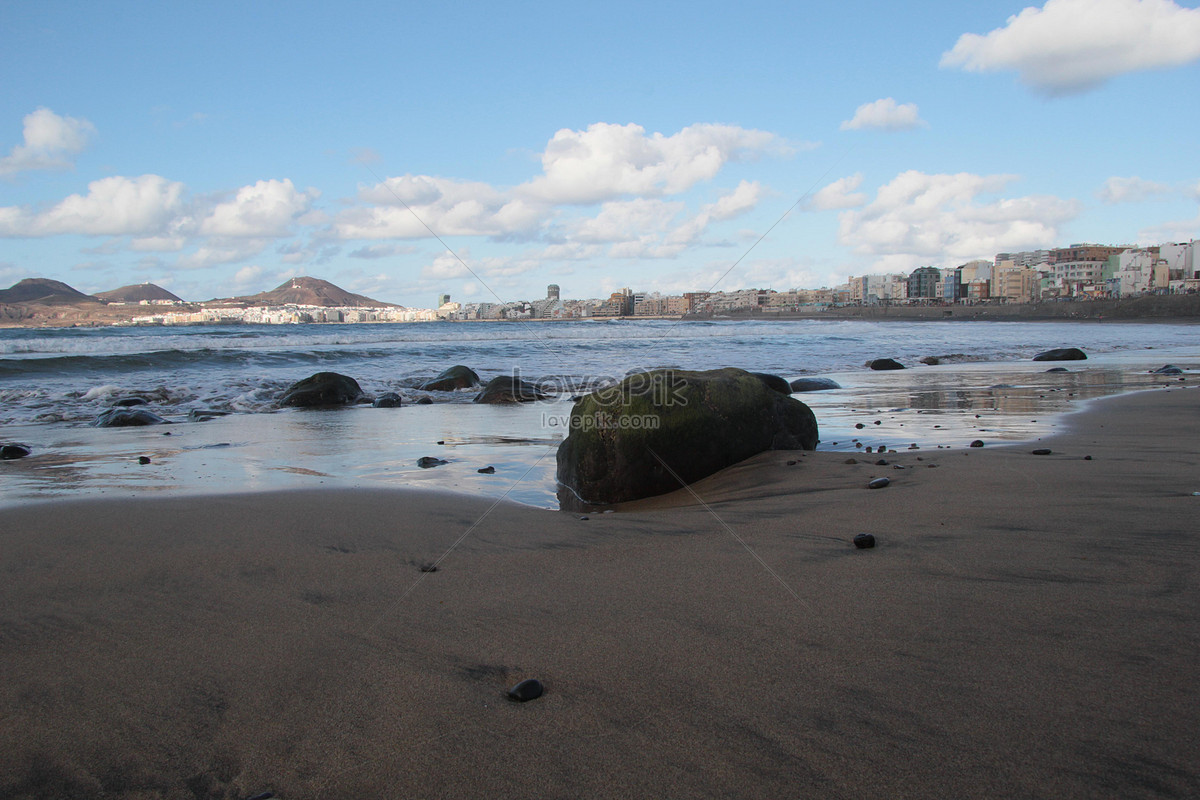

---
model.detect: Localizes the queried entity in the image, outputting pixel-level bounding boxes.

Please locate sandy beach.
[2,385,1198,798]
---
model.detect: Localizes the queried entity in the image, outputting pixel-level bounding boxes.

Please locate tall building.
[906,266,941,299]
[438,293,451,307]
[547,284,560,301]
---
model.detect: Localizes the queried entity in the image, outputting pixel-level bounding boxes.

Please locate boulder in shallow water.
[789,377,841,392]
[279,372,364,408]
[1032,348,1087,362]
[418,365,481,391]
[1,443,32,459]
[373,392,402,408]
[473,376,550,404]
[750,372,792,394]
[417,456,448,468]
[868,358,905,370]
[1045,367,1070,373]
[1152,364,1183,375]
[556,367,818,509]
[94,408,167,427]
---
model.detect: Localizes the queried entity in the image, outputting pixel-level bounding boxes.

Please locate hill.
[228,276,393,308]
[94,283,183,303]
[0,278,101,306]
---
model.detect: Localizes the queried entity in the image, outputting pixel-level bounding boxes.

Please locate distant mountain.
[0,278,101,306]
[95,283,183,303]
[229,276,394,308]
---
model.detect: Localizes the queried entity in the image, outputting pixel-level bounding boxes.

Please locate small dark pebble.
[868,477,890,489]
[874,459,888,466]
[417,456,448,468]
[786,460,797,466]
[855,423,865,429]
[436,440,445,445]
[1083,455,1093,460]
[853,533,876,549]
[1031,448,1052,455]
[478,465,496,474]
[162,431,172,436]
[1,443,32,460]
[138,456,151,465]
[508,678,544,702]
[419,563,438,573]
[969,440,984,448]
[416,396,433,405]
[873,420,881,425]
[844,458,858,464]
[578,516,589,521]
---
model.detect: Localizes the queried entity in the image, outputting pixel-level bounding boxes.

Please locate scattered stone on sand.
[188,409,228,422]
[969,440,985,448]
[868,358,905,370]
[868,477,890,489]
[373,392,402,408]
[788,377,841,392]
[750,372,792,394]
[844,458,858,464]
[418,365,482,391]
[416,396,433,404]
[786,460,798,466]
[507,678,545,702]
[1045,367,1070,373]
[417,457,449,468]
[478,466,496,474]
[279,371,364,408]
[1,443,32,459]
[855,423,865,429]
[875,459,889,465]
[112,396,149,407]
[920,356,940,365]
[137,456,151,465]
[1032,348,1087,362]
[853,533,876,549]
[556,367,818,508]
[473,375,550,404]
[94,408,167,427]
[1083,455,1093,460]
[1031,448,1052,455]
[418,563,438,573]
[1152,365,1183,375]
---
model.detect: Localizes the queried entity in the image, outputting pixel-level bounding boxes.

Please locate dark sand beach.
[2,386,1198,798]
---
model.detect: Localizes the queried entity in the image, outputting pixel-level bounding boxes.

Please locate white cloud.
[233,265,264,288]
[837,170,1080,271]
[348,243,418,259]
[840,99,926,132]
[199,179,317,237]
[811,174,867,210]
[335,175,542,239]
[519,122,786,204]
[1137,212,1200,243]
[176,239,271,269]
[572,198,684,244]
[1097,176,1172,204]
[0,174,186,237]
[0,108,96,176]
[940,0,1200,95]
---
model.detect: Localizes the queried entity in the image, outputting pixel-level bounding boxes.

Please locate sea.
[1,318,1197,508]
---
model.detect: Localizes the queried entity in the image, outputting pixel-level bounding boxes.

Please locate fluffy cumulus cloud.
[0,175,186,237]
[810,174,867,210]
[199,179,317,237]
[1097,176,1172,204]
[840,99,926,132]
[334,175,543,240]
[0,108,96,176]
[519,122,785,204]
[837,170,1080,271]
[941,0,1200,95]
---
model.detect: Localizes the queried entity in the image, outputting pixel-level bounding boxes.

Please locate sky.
[1,0,1198,308]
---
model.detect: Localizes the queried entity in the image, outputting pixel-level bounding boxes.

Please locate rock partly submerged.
[473,376,550,404]
[868,358,905,370]
[372,392,403,408]
[279,372,364,408]
[1033,348,1087,362]
[556,367,818,509]
[749,372,792,395]
[417,365,481,391]
[94,408,167,427]
[1,443,32,459]
[789,377,841,392]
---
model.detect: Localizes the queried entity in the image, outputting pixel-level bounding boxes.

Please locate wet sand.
[1,387,1198,798]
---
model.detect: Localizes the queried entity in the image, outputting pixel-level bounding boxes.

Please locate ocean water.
[1,318,1197,507]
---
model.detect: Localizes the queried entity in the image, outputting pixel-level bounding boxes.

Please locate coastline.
[3,385,1198,798]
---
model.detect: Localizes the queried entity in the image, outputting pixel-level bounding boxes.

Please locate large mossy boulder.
[556,367,818,509]
[1033,348,1087,362]
[473,376,550,404]
[279,372,364,408]
[418,365,481,391]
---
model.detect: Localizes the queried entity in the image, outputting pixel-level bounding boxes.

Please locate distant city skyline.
[2,1,1198,308]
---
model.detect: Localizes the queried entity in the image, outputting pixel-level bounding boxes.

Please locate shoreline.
[2,385,1198,797]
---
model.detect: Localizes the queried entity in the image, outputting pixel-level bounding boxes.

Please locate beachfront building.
[995,262,1039,303]
[847,274,907,304]
[1051,244,1128,297]
[937,268,963,301]
[906,267,941,300]
[1112,248,1158,296]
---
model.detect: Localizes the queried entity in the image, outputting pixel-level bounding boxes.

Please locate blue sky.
[1,0,1198,307]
